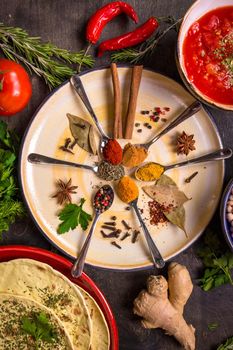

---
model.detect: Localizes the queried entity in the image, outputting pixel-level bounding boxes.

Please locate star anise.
[52,178,78,205]
[176,131,196,156]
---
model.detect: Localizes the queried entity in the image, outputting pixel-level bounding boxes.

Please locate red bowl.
[0,245,119,350]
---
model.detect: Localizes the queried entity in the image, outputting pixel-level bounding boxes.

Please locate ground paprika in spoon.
[103,139,123,165]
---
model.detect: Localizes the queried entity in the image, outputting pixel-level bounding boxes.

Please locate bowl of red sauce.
[177,0,233,111]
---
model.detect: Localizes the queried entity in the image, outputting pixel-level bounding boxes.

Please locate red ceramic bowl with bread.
[176,0,233,111]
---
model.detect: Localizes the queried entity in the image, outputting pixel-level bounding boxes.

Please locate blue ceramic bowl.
[220,178,233,252]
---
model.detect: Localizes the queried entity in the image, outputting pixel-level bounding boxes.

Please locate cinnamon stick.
[111,63,122,139]
[124,65,143,139]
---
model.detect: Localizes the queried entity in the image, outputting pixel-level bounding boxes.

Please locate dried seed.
[111,241,122,249]
[101,230,108,238]
[137,129,142,133]
[135,123,140,127]
[64,138,71,148]
[120,232,131,241]
[185,171,198,183]
[121,220,131,230]
[104,222,116,226]
[59,146,74,154]
[132,230,140,243]
[111,216,117,221]
[101,225,117,231]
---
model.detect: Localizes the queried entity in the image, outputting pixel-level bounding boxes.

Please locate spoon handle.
[165,148,232,171]
[71,213,100,278]
[146,101,201,148]
[70,74,108,140]
[27,153,95,171]
[131,200,165,269]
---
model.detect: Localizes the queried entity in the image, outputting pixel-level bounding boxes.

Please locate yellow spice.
[136,162,164,181]
[117,176,139,203]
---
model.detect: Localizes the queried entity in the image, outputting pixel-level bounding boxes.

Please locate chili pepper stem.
[78,42,92,73]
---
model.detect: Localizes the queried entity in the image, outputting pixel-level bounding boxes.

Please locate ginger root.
[133,262,195,350]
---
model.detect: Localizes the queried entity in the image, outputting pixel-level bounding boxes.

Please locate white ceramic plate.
[20,67,224,270]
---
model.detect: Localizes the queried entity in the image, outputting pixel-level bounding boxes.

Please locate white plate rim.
[18,65,225,271]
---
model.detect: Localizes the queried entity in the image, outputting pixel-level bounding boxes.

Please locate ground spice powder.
[122,143,148,168]
[103,139,123,165]
[136,162,164,181]
[117,176,139,203]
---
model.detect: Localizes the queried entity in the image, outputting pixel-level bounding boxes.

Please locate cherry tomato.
[0,59,32,116]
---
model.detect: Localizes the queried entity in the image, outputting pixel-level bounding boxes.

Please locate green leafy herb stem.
[0,23,94,89]
[21,312,57,349]
[111,17,182,63]
[217,336,233,350]
[0,121,25,238]
[57,198,92,234]
[198,231,233,291]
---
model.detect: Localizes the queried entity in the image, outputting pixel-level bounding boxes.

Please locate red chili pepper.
[97,17,159,57]
[86,1,139,44]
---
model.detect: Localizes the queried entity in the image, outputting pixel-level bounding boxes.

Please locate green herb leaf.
[0,23,94,89]
[21,312,57,344]
[198,231,233,291]
[0,122,25,238]
[57,198,92,234]
[217,336,233,350]
[207,322,219,331]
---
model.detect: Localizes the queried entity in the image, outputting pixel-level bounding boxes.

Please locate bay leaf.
[67,113,95,154]
[88,125,97,155]
[143,174,189,236]
[143,182,189,208]
[156,174,177,186]
[164,205,187,237]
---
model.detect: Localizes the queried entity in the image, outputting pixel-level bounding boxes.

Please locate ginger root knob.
[133,262,195,350]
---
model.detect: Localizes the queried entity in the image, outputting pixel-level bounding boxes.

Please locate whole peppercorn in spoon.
[71,185,114,278]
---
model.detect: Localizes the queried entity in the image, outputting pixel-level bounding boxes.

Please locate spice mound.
[103,139,123,165]
[122,143,148,168]
[97,161,125,181]
[94,185,114,213]
[136,162,164,181]
[117,176,139,203]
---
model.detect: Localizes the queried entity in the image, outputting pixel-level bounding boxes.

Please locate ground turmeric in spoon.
[117,176,139,203]
[136,162,164,181]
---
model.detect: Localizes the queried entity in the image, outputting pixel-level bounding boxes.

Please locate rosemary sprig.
[111,17,182,63]
[0,23,94,89]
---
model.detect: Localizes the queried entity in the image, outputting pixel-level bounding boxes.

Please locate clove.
[104,222,117,226]
[121,220,131,230]
[111,241,122,249]
[120,232,131,241]
[132,230,140,243]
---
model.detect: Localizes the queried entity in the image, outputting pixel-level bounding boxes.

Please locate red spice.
[103,139,123,165]
[148,200,173,225]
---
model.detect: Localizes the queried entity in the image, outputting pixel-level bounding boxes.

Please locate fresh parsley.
[217,336,233,350]
[0,121,25,238]
[57,198,92,234]
[198,231,233,291]
[207,322,219,331]
[21,311,57,348]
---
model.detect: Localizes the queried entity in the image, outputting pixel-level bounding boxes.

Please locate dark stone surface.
[0,1,233,349]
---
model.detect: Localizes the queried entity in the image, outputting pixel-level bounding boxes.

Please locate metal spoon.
[129,197,165,269]
[71,185,114,278]
[135,101,201,150]
[70,74,109,151]
[27,153,125,181]
[135,148,232,181]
